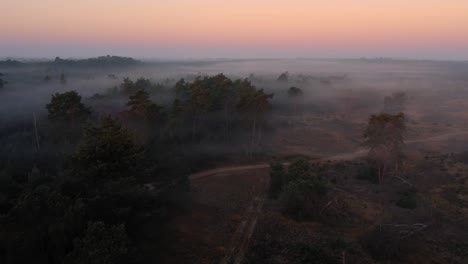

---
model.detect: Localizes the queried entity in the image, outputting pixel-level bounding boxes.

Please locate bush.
[269,162,286,198]
[298,238,367,264]
[280,175,328,217]
[396,189,417,209]
[268,159,329,217]
[356,163,378,184]
[64,222,128,264]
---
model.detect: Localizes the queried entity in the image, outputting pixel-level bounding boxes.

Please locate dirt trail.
[219,195,266,264]
[190,130,468,181]
[189,129,468,264]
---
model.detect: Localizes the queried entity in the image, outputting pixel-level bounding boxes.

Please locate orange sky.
[2,0,468,59]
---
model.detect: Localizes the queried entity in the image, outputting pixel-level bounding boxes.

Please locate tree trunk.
[33,112,40,151]
[250,114,257,156]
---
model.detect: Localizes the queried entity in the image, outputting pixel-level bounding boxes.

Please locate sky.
[1,0,468,60]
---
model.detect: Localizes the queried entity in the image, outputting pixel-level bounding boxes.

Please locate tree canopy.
[126,89,162,121]
[288,86,303,97]
[46,91,91,123]
[363,112,406,183]
[71,116,145,181]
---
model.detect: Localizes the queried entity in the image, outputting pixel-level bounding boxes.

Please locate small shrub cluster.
[269,159,329,217]
[356,162,378,184]
[396,189,417,209]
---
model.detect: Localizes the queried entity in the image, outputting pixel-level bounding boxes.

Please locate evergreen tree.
[71,116,145,181]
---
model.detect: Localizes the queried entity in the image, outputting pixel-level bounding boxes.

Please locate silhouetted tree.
[46,91,91,124]
[236,80,273,154]
[71,116,144,181]
[126,89,162,121]
[287,86,303,115]
[363,112,406,184]
[277,71,289,82]
[120,78,136,96]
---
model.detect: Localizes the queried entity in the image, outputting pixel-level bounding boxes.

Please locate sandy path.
[190,130,468,181]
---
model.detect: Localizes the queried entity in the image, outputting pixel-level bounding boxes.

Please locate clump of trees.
[119,77,163,96]
[363,112,406,184]
[166,74,274,155]
[46,90,91,141]
[269,159,329,217]
[125,89,163,122]
[53,55,140,68]
[0,115,166,264]
[47,91,91,124]
[0,73,276,263]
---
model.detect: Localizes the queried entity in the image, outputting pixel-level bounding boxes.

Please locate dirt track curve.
[188,130,468,264]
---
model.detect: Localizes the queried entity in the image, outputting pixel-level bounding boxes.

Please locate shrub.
[298,238,366,264]
[280,175,328,217]
[356,163,378,184]
[64,221,128,264]
[396,189,417,209]
[269,162,286,198]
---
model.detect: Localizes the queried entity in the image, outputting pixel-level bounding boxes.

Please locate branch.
[393,175,415,187]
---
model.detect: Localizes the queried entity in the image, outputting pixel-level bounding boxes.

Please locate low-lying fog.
[1,58,468,128]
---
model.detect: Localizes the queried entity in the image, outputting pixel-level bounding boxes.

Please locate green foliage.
[46,91,91,123]
[356,163,379,184]
[120,77,162,96]
[270,159,329,217]
[236,79,273,117]
[269,162,286,198]
[174,78,190,100]
[71,116,145,181]
[167,74,273,145]
[363,112,406,148]
[280,176,329,217]
[363,112,407,183]
[1,185,84,264]
[286,158,313,182]
[120,78,136,96]
[64,222,128,264]
[396,189,417,209]
[126,89,162,121]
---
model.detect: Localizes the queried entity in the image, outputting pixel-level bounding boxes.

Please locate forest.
[1,57,468,263]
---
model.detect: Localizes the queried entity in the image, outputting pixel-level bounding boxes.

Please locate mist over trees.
[1,57,468,263]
